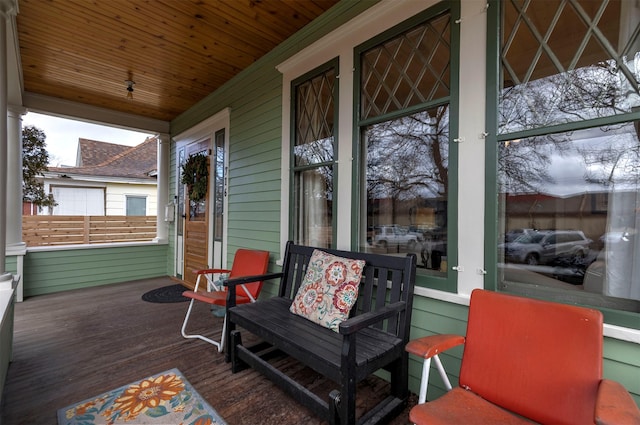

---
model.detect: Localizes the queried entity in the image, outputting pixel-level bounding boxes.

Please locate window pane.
[293,167,333,248]
[292,64,336,247]
[498,124,640,311]
[213,130,225,241]
[361,12,451,120]
[360,107,449,276]
[52,187,104,215]
[126,196,146,216]
[295,68,335,166]
[500,0,640,134]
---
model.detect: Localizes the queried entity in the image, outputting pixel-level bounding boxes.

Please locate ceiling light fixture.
[125,79,135,100]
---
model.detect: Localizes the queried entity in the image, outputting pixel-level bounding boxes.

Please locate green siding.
[23,245,168,297]
[4,256,17,274]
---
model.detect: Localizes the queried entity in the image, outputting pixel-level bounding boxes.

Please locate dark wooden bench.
[226,241,417,425]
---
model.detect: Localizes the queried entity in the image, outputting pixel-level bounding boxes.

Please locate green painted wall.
[4,256,16,275]
[23,245,168,297]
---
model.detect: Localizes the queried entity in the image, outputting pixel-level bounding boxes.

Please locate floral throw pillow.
[290,249,366,332]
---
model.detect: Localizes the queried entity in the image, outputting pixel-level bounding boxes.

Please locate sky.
[22,112,154,167]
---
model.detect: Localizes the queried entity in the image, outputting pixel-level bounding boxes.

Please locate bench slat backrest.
[278,241,416,339]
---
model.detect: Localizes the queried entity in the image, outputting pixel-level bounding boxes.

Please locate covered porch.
[1,276,415,424]
[1,0,639,422]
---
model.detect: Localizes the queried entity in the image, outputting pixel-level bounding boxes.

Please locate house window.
[52,187,105,215]
[355,3,457,290]
[493,0,640,326]
[290,60,338,248]
[126,196,147,216]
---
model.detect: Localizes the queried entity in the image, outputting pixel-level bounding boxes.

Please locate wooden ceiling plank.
[16,0,340,122]
[18,2,257,71]
[18,26,237,87]
[154,0,284,52]
[216,0,311,41]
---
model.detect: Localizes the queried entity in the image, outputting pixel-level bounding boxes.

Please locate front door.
[183,140,210,286]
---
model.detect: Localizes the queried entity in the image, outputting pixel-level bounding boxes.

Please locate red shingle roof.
[77,138,132,167]
[49,136,157,179]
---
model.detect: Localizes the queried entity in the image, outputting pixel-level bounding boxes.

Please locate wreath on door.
[181,153,208,202]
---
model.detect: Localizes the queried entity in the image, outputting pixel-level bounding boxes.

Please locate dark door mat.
[142,284,190,303]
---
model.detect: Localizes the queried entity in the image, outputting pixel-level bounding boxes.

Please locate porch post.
[6,105,25,249]
[0,0,17,287]
[6,105,25,300]
[154,133,170,243]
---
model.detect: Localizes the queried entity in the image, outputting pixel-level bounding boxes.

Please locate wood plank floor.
[1,277,416,424]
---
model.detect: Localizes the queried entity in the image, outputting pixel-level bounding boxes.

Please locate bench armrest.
[225,272,284,308]
[223,272,284,288]
[338,301,407,335]
[595,379,640,425]
[405,334,466,359]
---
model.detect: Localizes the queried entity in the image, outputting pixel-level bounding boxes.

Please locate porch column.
[6,105,25,249]
[6,106,25,300]
[154,133,170,243]
[0,0,17,288]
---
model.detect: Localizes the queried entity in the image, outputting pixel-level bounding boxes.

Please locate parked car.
[373,225,418,249]
[501,230,592,265]
[503,228,538,243]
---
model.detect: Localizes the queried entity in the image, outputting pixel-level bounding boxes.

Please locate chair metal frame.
[180,249,269,353]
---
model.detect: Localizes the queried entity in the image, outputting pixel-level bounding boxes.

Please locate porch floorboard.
[1,276,416,424]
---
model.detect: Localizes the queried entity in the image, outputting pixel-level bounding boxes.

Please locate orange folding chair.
[406,289,640,425]
[181,249,269,352]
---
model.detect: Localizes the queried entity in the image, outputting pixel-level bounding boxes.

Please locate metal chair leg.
[180,298,222,351]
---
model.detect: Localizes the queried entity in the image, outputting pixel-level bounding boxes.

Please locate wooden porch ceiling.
[15,0,340,123]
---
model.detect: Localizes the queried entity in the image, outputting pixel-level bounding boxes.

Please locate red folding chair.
[181,249,269,352]
[406,289,640,424]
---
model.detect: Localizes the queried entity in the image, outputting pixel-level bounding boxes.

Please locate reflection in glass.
[213,130,225,241]
[177,148,185,236]
[500,0,640,134]
[360,11,451,120]
[295,69,335,166]
[292,64,336,247]
[189,199,206,221]
[361,107,448,276]
[293,167,333,248]
[498,124,640,309]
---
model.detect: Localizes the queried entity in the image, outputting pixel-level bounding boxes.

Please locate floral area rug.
[57,368,226,425]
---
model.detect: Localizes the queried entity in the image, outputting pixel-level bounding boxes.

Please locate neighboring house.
[22,202,38,216]
[42,136,158,216]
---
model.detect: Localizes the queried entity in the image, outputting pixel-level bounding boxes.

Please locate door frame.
[174,108,230,277]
